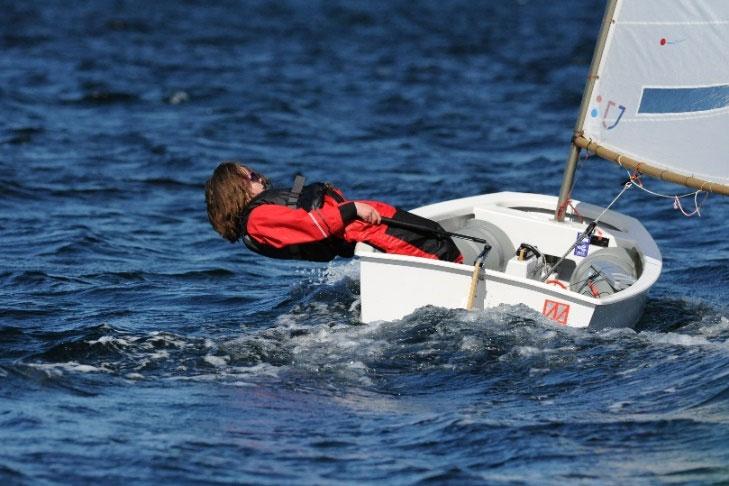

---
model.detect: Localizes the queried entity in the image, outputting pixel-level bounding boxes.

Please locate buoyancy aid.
[239,176,355,262]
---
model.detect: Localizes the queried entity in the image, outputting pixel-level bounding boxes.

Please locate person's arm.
[324,185,381,224]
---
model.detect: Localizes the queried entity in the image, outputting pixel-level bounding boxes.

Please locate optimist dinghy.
[357,0,729,328]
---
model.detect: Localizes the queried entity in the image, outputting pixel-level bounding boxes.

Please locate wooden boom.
[573,135,729,197]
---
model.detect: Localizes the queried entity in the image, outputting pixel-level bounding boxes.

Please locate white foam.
[28,361,111,375]
[231,363,281,378]
[647,332,713,347]
[170,363,281,382]
[348,297,361,313]
[331,390,408,413]
[642,329,729,353]
[460,335,481,351]
[149,350,169,360]
[514,346,542,358]
[133,358,149,370]
[147,331,187,348]
[599,328,637,340]
[608,401,631,412]
[618,367,642,377]
[168,90,189,105]
[698,316,729,338]
[347,360,367,370]
[273,313,300,328]
[230,381,256,387]
[171,373,220,382]
[323,260,359,285]
[87,335,131,346]
[291,260,358,287]
[204,355,229,367]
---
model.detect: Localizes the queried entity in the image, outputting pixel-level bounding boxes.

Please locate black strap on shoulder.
[287,174,305,207]
[323,183,344,203]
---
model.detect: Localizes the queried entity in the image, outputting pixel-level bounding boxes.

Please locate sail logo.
[542,300,570,325]
[590,95,625,130]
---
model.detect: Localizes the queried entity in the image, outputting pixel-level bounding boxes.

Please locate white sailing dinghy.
[357,0,729,328]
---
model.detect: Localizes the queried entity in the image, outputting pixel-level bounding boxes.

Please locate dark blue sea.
[2,1,729,483]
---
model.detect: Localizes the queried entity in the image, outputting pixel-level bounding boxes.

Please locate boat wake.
[3,265,729,483]
[5,265,729,411]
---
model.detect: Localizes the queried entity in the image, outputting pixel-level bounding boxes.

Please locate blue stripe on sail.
[639,85,729,114]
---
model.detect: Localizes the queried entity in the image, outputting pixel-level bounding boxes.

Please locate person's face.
[240,166,269,196]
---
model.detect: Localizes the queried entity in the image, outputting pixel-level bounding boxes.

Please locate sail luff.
[555,0,621,220]
[574,135,729,196]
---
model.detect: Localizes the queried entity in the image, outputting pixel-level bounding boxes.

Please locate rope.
[541,176,634,281]
[673,191,708,217]
[578,142,709,218]
[621,168,708,217]
[593,176,634,223]
[566,201,584,223]
[548,147,708,282]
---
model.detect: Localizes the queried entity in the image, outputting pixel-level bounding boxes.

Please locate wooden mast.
[555,0,620,221]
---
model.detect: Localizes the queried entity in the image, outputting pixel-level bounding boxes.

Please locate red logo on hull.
[543,300,570,325]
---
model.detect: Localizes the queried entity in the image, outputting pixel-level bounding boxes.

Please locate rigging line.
[593,177,634,223]
[673,191,708,217]
[569,270,620,291]
[541,180,633,282]
[623,169,703,199]
[581,141,707,202]
[620,168,708,217]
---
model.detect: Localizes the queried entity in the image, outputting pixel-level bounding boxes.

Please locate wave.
[636,297,722,332]
[6,258,729,394]
[103,18,151,33]
[10,300,726,404]
[124,177,199,189]
[62,89,139,106]
[1,126,43,145]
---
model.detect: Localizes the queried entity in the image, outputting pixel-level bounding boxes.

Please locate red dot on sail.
[660,38,667,46]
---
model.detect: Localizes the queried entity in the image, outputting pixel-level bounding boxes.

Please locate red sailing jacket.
[245,184,463,263]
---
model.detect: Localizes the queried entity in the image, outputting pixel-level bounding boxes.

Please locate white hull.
[357,192,662,329]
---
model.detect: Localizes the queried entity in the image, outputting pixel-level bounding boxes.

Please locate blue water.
[2,1,729,483]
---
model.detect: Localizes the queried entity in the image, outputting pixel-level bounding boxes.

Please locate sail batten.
[578,0,729,193]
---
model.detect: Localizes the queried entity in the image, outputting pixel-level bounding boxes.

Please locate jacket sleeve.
[246,198,358,249]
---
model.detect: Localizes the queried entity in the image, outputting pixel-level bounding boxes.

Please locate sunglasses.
[244,170,264,184]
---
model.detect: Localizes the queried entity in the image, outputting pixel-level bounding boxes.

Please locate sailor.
[204,161,463,263]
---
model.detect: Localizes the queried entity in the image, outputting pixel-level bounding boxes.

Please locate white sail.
[581,0,729,188]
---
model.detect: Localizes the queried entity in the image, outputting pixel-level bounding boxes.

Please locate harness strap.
[287,174,306,207]
[323,183,344,203]
[282,174,306,258]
